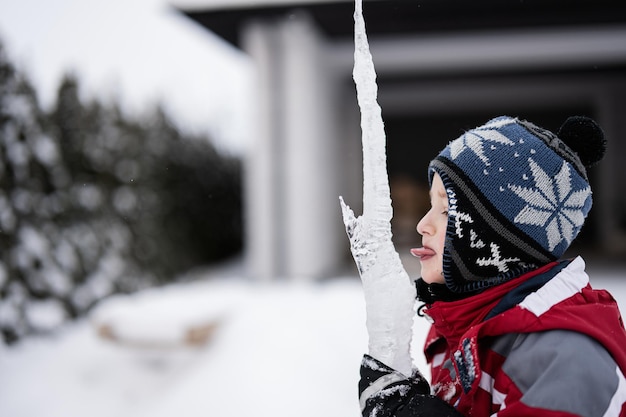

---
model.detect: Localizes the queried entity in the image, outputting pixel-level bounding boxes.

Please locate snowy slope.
[0,276,374,417]
[0,263,624,417]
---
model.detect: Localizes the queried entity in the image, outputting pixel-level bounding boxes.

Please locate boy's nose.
[416,213,430,236]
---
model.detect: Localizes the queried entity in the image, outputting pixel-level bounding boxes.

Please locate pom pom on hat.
[557,116,607,167]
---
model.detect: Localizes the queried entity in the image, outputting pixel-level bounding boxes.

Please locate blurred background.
[0,1,625,416]
[177,0,626,282]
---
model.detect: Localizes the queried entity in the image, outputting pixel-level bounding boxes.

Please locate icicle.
[339,0,416,377]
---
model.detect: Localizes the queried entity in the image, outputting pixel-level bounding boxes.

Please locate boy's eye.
[442,210,449,215]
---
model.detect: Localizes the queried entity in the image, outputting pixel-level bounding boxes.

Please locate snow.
[0,261,624,417]
[24,299,68,331]
[0,271,371,417]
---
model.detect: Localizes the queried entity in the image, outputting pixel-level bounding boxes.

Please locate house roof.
[175,0,626,48]
[170,0,338,10]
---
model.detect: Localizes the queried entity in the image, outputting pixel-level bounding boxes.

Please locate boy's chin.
[420,270,445,285]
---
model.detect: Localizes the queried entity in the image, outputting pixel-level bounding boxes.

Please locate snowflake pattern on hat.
[450,118,516,166]
[508,159,591,251]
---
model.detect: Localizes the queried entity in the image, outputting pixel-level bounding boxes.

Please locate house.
[173,0,626,280]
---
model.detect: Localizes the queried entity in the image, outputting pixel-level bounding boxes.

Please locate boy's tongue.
[410,247,436,258]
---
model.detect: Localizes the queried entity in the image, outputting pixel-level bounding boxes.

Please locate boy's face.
[411,172,447,285]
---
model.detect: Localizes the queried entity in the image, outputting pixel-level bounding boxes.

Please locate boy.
[358,116,626,416]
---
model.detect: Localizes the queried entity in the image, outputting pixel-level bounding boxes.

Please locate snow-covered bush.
[0,41,242,344]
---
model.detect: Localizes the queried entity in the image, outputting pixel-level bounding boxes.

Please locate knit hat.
[429,115,606,293]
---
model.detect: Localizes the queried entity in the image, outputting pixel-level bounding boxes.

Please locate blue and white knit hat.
[429,116,606,293]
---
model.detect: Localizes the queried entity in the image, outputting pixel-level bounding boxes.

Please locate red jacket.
[423,257,626,416]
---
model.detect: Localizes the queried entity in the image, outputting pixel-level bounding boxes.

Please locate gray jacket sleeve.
[501,330,625,417]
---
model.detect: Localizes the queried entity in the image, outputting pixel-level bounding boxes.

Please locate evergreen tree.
[0,42,75,342]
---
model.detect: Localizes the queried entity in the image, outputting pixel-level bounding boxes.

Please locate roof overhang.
[175,0,626,48]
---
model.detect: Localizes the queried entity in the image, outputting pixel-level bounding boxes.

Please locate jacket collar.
[423,260,563,347]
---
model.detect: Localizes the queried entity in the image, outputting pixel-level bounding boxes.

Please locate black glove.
[401,394,463,417]
[359,355,463,417]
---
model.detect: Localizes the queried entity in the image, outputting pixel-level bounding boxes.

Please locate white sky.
[0,0,253,155]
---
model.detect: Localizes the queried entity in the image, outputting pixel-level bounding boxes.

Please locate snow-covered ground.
[0,259,624,417]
